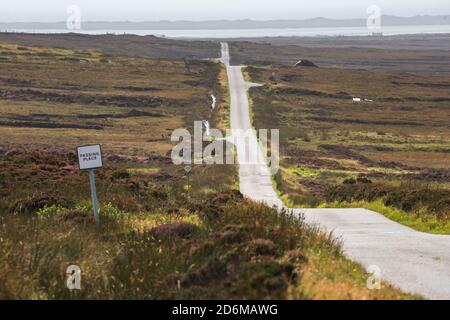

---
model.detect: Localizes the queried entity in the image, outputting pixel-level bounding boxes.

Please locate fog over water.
[6,25,450,38]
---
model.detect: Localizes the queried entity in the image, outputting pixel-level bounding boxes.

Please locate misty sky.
[1,0,449,22]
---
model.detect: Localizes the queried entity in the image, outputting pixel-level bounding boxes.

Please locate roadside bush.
[327,182,450,220]
[384,186,450,217]
[430,198,450,220]
[247,239,277,257]
[326,183,393,203]
[150,222,199,240]
[10,194,67,215]
[112,169,130,180]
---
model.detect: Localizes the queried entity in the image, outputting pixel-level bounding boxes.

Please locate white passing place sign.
[77,144,103,171]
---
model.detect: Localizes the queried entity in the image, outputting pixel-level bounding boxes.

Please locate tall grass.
[0,194,416,300]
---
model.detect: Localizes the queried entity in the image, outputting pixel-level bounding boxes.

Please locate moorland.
[244,57,450,233]
[0,36,414,299]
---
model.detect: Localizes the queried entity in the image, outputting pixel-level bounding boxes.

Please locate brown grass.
[0,40,419,299]
[245,63,450,224]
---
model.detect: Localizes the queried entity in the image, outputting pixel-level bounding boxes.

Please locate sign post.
[77,144,103,226]
[88,169,100,225]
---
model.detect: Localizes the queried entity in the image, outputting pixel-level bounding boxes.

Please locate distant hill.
[1,15,450,30]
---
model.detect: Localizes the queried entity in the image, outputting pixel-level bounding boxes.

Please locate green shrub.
[36,205,65,217]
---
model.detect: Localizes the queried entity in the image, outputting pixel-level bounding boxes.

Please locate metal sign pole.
[88,169,100,225]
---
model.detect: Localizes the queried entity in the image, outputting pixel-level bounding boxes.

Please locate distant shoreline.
[2,24,450,39]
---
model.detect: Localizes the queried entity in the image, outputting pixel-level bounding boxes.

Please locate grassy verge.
[322,200,450,235]
[273,169,450,234]
[218,64,231,130]
[0,193,418,299]
[243,62,450,235]
[242,67,252,82]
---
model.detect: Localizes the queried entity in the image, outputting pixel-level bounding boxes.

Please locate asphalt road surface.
[221,42,450,300]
